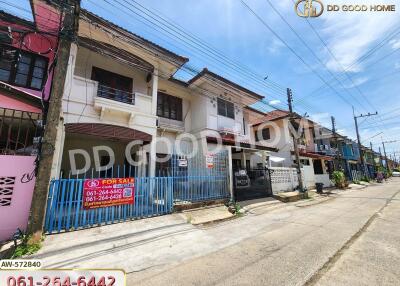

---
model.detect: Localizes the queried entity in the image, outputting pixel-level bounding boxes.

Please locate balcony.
[97,84,135,105]
[64,76,156,132]
[158,117,184,132]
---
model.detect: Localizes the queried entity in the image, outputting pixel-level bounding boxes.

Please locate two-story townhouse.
[251,110,334,190]
[48,10,278,203]
[363,146,376,178]
[154,68,278,200]
[339,139,361,179]
[55,9,188,179]
[0,2,60,241]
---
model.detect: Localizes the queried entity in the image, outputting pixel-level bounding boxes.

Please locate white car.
[392,171,400,177]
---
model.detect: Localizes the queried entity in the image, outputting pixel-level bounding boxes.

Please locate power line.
[297,25,400,104]
[99,0,288,98]
[240,0,360,112]
[265,0,370,112]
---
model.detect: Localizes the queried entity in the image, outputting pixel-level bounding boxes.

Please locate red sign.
[82,178,134,210]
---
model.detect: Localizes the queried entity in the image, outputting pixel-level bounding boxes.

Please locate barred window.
[157,92,182,121]
[217,98,234,119]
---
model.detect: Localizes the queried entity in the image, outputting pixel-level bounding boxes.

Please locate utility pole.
[370,142,376,176]
[382,141,388,170]
[287,88,304,192]
[353,107,378,177]
[28,0,81,240]
[331,116,341,170]
[382,139,398,172]
[379,147,384,168]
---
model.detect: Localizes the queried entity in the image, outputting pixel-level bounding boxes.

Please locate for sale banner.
[83,178,134,210]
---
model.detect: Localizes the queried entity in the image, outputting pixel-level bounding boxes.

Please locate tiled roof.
[188,68,264,100]
[80,9,189,65]
[251,110,290,126]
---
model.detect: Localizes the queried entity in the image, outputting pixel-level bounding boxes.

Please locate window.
[0,45,48,90]
[349,145,354,156]
[217,98,234,119]
[157,92,182,121]
[92,67,132,92]
[254,127,270,142]
[313,159,324,174]
[91,67,134,104]
[300,159,310,166]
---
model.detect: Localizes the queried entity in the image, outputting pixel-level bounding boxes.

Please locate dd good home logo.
[295,0,324,18]
[295,0,396,17]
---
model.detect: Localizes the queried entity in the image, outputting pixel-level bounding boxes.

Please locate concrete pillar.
[262,151,267,168]
[151,67,159,116]
[228,146,234,200]
[241,149,246,168]
[148,67,159,178]
[50,119,65,179]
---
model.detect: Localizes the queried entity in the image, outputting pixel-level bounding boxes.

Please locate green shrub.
[332,171,346,188]
[11,234,43,258]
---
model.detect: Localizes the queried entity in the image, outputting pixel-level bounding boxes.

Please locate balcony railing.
[97,84,135,105]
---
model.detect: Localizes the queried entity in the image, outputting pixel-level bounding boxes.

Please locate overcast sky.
[3,0,400,155]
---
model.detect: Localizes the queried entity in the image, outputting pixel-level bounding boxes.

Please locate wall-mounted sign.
[206,154,214,168]
[83,178,134,210]
[235,170,250,189]
[178,158,188,167]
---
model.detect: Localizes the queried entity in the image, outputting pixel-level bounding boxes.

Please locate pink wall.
[0,156,36,242]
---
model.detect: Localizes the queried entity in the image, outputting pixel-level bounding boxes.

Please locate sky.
[2,0,400,156]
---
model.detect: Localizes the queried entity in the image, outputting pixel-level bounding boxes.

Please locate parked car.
[392,171,400,177]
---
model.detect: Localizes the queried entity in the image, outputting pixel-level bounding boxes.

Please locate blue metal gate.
[44,151,231,234]
[45,177,173,234]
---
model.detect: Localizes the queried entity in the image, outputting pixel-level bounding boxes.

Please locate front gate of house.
[170,150,230,204]
[233,167,272,201]
[44,150,230,234]
[45,177,174,234]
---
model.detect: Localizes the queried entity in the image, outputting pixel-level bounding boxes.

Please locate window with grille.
[217,98,234,119]
[0,45,48,90]
[255,127,271,142]
[157,92,182,121]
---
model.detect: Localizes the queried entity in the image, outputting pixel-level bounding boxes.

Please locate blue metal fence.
[171,150,230,203]
[173,175,229,203]
[44,151,231,234]
[45,177,173,234]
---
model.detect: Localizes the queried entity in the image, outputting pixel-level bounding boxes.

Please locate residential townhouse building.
[339,139,362,179]
[50,9,279,206]
[0,1,60,241]
[250,111,334,191]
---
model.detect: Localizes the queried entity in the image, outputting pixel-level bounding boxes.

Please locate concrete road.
[33,179,400,286]
[129,179,400,286]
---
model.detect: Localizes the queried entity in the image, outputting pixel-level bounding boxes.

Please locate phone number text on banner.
[83,178,134,210]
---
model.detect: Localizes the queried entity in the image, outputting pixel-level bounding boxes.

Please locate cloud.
[320,0,400,72]
[395,62,400,69]
[343,77,368,88]
[267,38,285,54]
[269,99,281,105]
[389,38,400,49]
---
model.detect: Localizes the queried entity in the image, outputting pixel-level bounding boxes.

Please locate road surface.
[130,179,400,286]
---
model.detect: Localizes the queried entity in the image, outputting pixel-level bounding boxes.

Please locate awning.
[0,81,42,113]
[269,156,285,163]
[65,123,152,143]
[296,151,334,160]
[206,136,278,152]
